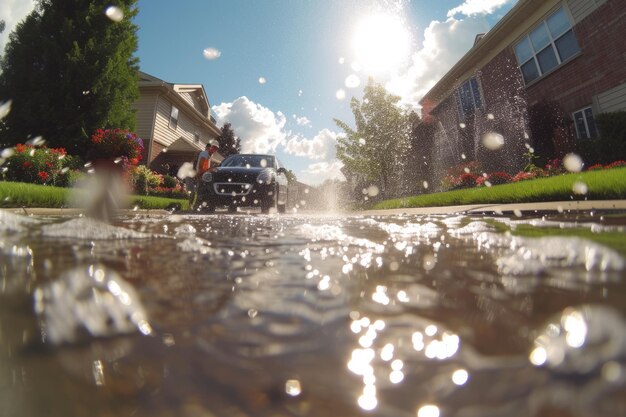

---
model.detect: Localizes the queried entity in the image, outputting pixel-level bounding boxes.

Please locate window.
[169,105,179,130]
[514,7,580,84]
[573,107,598,139]
[456,77,483,119]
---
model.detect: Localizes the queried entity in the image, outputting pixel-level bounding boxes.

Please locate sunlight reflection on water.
[0,209,625,417]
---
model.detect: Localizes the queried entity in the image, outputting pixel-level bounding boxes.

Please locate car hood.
[212,166,273,182]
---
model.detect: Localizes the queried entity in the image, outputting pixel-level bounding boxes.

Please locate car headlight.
[201,172,213,183]
[256,169,274,185]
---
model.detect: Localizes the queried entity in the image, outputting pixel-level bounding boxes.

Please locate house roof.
[420,0,554,109]
[138,71,220,136]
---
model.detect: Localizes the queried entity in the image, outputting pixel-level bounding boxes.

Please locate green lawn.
[0,181,189,210]
[373,167,626,210]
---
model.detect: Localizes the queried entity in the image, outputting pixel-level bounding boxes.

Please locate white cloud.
[293,115,311,127]
[301,160,346,184]
[376,0,515,109]
[447,0,513,18]
[385,15,491,108]
[284,128,338,160]
[212,96,287,154]
[0,0,36,52]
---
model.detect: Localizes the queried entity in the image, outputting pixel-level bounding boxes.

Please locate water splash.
[33,264,152,345]
[202,47,221,60]
[104,6,124,22]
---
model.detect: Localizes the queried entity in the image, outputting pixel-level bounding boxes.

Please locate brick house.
[419,0,625,188]
[131,71,221,175]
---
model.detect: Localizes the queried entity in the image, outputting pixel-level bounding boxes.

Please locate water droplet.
[367,185,379,197]
[0,100,12,120]
[247,309,258,318]
[1,148,15,158]
[602,361,623,382]
[202,47,221,60]
[482,132,505,150]
[452,369,469,385]
[285,379,302,396]
[26,136,45,146]
[459,123,466,129]
[92,360,105,386]
[345,74,361,89]
[336,89,346,100]
[529,346,547,366]
[487,113,495,120]
[563,153,583,172]
[423,181,429,189]
[105,6,124,22]
[461,153,466,160]
[572,181,588,195]
[389,370,404,383]
[258,77,267,84]
[417,404,440,417]
[358,392,377,411]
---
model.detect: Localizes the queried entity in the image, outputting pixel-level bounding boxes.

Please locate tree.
[217,122,241,158]
[284,169,297,184]
[0,0,140,157]
[334,79,412,198]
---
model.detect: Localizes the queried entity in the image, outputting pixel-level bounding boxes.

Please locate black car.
[196,154,289,213]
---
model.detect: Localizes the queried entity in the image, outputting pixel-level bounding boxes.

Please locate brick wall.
[525,0,626,114]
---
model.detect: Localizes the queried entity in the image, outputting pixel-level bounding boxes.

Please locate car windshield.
[221,155,274,168]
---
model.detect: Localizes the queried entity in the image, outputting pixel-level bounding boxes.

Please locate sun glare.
[353,13,411,74]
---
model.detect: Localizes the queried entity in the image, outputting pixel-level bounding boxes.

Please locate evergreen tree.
[334,79,411,198]
[217,122,241,158]
[0,0,140,156]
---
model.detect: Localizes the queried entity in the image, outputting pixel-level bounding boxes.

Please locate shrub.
[128,165,163,195]
[163,174,178,188]
[441,160,482,190]
[487,172,512,185]
[0,144,82,187]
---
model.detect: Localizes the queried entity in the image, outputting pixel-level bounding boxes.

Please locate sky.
[1,0,518,186]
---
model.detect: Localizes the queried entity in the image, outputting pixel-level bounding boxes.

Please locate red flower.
[37,171,49,181]
[23,161,32,168]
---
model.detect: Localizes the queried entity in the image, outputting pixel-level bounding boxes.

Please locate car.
[196,154,290,214]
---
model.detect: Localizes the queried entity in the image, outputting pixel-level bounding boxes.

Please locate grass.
[481,218,626,256]
[373,167,626,210]
[0,181,189,210]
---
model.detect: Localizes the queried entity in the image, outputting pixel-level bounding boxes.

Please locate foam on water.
[0,209,41,232]
[33,264,152,345]
[41,217,152,239]
[497,236,625,275]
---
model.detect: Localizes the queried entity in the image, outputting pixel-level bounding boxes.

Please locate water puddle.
[1,209,625,416]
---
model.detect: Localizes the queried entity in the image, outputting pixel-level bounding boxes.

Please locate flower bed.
[440,157,626,191]
[0,144,81,186]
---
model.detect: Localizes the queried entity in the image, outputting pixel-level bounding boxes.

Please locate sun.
[352,13,411,75]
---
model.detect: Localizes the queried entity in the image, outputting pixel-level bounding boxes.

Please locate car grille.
[213,182,252,196]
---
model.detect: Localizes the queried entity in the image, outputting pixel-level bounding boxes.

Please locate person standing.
[193,139,220,210]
